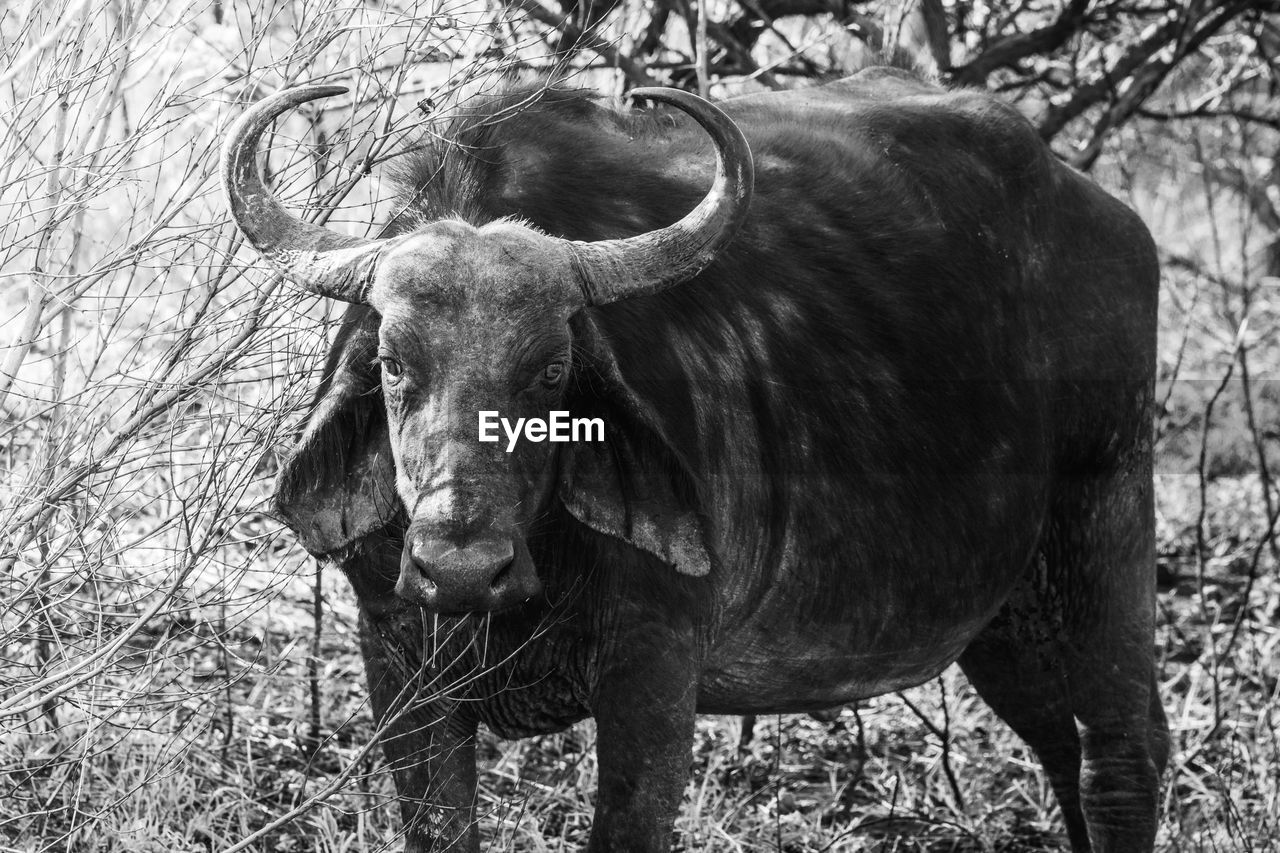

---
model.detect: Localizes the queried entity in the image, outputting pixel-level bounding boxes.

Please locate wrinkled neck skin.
[341,499,698,739]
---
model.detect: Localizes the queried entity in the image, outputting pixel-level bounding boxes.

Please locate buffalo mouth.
[396,534,542,613]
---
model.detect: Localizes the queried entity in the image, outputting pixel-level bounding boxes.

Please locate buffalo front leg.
[588,625,699,852]
[359,607,480,852]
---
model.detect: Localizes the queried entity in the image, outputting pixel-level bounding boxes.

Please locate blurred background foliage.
[0,0,1277,850]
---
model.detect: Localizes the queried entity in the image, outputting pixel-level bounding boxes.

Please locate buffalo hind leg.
[1050,469,1165,852]
[958,615,1090,851]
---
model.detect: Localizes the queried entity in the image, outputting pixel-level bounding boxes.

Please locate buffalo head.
[223,84,752,613]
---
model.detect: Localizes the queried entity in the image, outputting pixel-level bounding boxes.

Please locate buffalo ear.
[275,306,403,555]
[558,429,713,577]
[557,311,715,578]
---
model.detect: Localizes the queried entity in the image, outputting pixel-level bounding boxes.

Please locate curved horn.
[222,85,386,303]
[569,87,754,305]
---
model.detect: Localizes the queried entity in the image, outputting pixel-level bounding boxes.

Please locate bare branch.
[950,0,1090,87]
[1068,1,1260,168]
[498,0,661,86]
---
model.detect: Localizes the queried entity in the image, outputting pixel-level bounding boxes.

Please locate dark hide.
[278,68,1167,852]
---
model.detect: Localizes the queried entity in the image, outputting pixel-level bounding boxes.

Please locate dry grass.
[1,1,1277,851]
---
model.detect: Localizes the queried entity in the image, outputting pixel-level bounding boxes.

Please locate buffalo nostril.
[487,557,516,591]
[397,546,439,602]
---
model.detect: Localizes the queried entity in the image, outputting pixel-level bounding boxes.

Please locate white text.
[478,411,605,452]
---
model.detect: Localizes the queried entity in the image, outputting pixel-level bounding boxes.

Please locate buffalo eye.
[540,360,567,389]
[379,356,403,383]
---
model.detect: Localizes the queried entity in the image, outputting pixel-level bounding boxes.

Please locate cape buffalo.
[223,66,1168,851]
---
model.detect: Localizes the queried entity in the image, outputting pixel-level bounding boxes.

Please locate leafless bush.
[0,1,533,847]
